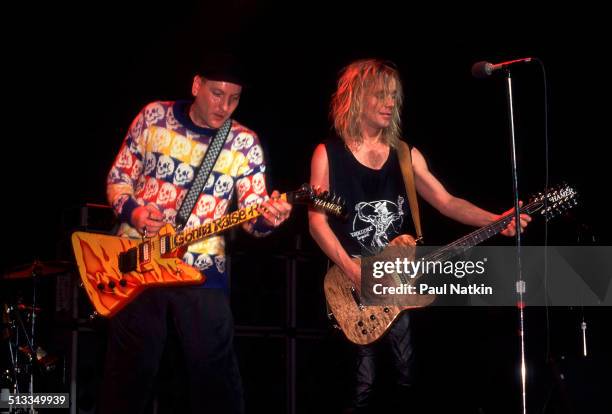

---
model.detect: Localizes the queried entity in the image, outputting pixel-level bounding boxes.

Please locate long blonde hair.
[330,59,403,148]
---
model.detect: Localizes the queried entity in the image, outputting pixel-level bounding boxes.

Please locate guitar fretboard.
[170,194,290,249]
[425,208,522,263]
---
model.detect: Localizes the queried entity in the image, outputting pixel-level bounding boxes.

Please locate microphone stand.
[504,68,527,414]
[30,264,38,412]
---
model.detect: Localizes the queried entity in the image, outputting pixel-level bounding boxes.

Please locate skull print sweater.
[107,100,273,289]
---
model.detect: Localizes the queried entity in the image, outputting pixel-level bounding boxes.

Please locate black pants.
[351,312,415,412]
[97,287,244,414]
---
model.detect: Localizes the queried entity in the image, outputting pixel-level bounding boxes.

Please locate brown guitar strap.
[396,141,423,242]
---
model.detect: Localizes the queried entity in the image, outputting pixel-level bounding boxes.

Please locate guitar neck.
[171,192,290,249]
[424,202,535,263]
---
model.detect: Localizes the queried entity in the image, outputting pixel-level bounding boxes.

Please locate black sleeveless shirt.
[325,137,414,257]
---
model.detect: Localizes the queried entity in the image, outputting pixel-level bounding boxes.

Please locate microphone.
[471,57,534,78]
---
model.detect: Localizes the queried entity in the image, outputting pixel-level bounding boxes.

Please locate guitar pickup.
[118,248,137,273]
[160,235,170,255]
[139,241,151,264]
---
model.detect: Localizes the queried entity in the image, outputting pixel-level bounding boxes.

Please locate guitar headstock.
[526,183,578,221]
[289,184,348,219]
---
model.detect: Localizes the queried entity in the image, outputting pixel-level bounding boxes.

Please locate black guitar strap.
[175,118,232,229]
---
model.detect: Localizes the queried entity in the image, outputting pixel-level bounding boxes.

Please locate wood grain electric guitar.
[72,184,346,318]
[324,184,578,345]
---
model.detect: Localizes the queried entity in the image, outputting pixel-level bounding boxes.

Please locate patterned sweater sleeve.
[234,132,274,237]
[106,106,147,224]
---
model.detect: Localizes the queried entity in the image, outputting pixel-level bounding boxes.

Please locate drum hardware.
[1,259,71,398]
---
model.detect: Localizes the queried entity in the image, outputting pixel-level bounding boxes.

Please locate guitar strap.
[396,141,423,242]
[176,118,233,229]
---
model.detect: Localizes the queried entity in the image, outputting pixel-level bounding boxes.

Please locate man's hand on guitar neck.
[257,190,292,227]
[498,201,532,237]
[131,203,164,237]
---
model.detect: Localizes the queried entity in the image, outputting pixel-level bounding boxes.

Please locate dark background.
[3,1,611,413]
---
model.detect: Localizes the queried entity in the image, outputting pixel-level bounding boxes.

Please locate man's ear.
[192,75,203,96]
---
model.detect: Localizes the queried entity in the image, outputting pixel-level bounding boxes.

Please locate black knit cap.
[196,51,247,87]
